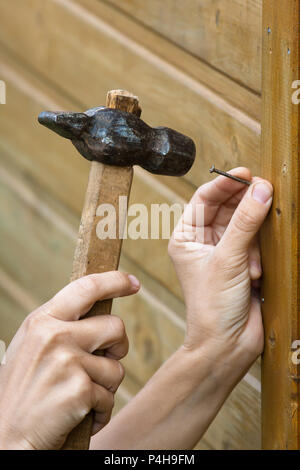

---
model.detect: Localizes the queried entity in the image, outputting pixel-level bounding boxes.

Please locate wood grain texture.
[62,91,140,450]
[105,0,262,93]
[0,284,30,345]
[261,0,300,450]
[81,0,261,122]
[0,0,265,450]
[0,0,261,191]
[0,150,261,450]
[0,54,187,300]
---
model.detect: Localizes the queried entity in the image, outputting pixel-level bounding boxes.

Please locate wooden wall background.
[0,0,263,449]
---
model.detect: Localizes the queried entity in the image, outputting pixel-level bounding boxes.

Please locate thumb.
[219,178,273,256]
[44,272,140,321]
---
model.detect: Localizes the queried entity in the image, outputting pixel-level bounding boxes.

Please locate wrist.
[179,337,256,395]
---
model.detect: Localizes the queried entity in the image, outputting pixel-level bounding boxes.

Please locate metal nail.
[209,165,251,186]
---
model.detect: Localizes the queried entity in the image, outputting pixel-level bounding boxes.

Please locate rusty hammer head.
[38,106,196,176]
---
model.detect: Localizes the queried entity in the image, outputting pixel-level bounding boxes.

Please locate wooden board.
[0,285,29,345]
[0,151,261,450]
[261,0,300,450]
[0,0,264,450]
[0,0,261,192]
[105,0,262,94]
[82,0,261,122]
[0,157,76,303]
[0,55,193,301]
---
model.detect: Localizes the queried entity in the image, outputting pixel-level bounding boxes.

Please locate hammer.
[38,90,196,450]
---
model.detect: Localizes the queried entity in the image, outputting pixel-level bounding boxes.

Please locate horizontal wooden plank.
[0,151,186,364]
[113,376,213,450]
[0,48,261,367]
[105,0,262,94]
[0,284,28,345]
[0,157,260,385]
[77,0,261,122]
[0,266,259,449]
[0,157,261,449]
[114,283,261,449]
[0,0,261,192]
[0,55,186,300]
[0,3,263,447]
[0,153,185,376]
[114,400,213,450]
[1,67,259,304]
[0,156,76,304]
[203,379,261,449]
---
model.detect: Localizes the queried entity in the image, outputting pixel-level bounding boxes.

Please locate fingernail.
[128,274,140,290]
[252,183,273,204]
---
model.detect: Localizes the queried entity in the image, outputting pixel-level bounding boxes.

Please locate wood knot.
[268,329,276,348]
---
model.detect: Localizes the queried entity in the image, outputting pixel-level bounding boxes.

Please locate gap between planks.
[0,162,261,394]
[51,0,260,134]
[0,56,196,201]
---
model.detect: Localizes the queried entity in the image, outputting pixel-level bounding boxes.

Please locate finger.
[197,167,252,225]
[89,384,115,433]
[175,167,252,233]
[213,186,248,229]
[219,178,273,256]
[248,236,262,280]
[81,354,124,392]
[70,314,129,358]
[45,272,140,321]
[209,187,248,243]
[92,411,112,435]
[92,383,114,415]
[200,167,252,205]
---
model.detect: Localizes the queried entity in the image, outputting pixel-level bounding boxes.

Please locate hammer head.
[38,106,196,176]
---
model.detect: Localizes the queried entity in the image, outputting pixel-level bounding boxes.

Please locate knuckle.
[23,310,51,342]
[121,338,129,358]
[109,315,126,340]
[96,386,114,412]
[105,389,115,410]
[77,375,93,402]
[117,362,125,382]
[55,350,76,369]
[110,361,125,391]
[76,275,100,297]
[23,310,42,332]
[43,327,67,350]
[65,374,92,417]
[24,309,68,350]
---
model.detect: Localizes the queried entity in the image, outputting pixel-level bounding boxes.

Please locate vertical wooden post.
[261,0,300,450]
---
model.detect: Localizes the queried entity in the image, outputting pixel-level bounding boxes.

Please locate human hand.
[0,271,140,450]
[168,168,273,367]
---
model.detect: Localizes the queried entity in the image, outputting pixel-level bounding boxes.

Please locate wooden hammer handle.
[62,90,140,450]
